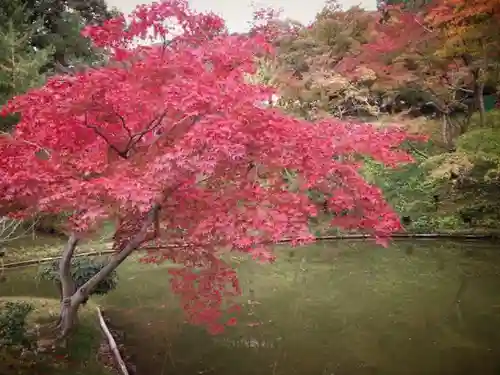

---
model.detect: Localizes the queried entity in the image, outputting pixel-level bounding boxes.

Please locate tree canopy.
[0,0,416,336]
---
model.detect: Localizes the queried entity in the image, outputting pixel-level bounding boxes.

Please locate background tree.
[427,0,500,127]
[340,4,474,149]
[0,7,54,131]
[265,2,380,120]
[377,0,431,10]
[0,0,115,72]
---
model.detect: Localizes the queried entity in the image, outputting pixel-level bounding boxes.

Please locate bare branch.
[128,111,204,152]
[97,307,130,375]
[112,108,132,139]
[0,217,22,243]
[54,62,76,75]
[125,109,170,150]
[0,216,39,244]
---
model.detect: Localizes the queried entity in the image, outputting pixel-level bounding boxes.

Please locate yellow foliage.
[429,0,500,67]
[373,115,441,138]
[423,152,473,179]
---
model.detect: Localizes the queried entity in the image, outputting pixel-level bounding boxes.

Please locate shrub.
[0,301,35,349]
[457,128,500,156]
[469,109,500,129]
[38,256,118,299]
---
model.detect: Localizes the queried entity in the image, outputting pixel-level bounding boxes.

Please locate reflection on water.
[3,239,500,374]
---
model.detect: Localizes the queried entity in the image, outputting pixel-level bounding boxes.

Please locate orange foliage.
[426,0,500,82]
[428,0,500,28]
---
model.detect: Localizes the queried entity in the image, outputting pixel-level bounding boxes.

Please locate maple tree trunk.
[58,233,79,339]
[467,61,486,128]
[441,114,454,150]
[475,81,485,127]
[458,109,472,135]
[57,204,161,340]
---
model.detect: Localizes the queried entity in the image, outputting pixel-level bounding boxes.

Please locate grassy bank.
[0,297,112,375]
[359,111,500,233]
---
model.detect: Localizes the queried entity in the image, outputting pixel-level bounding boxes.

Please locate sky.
[105,0,377,33]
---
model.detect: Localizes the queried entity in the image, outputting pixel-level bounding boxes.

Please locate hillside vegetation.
[254,0,500,232]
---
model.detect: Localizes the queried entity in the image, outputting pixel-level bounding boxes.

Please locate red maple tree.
[0,0,415,338]
[338,4,436,85]
[338,4,477,147]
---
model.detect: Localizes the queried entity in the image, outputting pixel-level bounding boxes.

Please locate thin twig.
[0,131,51,154]
[126,109,170,150]
[407,141,428,159]
[0,216,39,244]
[112,108,132,139]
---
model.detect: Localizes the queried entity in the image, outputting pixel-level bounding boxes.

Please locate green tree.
[0,15,54,131]
[0,0,115,71]
[377,0,431,10]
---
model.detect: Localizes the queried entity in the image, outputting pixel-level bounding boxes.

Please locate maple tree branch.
[126,109,170,150]
[88,94,131,134]
[126,111,205,154]
[159,35,174,60]
[0,131,51,155]
[151,113,204,149]
[83,106,204,161]
[72,204,162,305]
[112,108,132,139]
[83,112,128,159]
[54,62,78,75]
[406,141,428,159]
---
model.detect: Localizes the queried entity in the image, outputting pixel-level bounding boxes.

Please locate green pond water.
[2,239,500,375]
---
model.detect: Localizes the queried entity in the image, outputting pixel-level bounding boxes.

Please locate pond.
[2,239,500,375]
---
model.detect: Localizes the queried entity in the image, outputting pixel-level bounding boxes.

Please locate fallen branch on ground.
[97,306,130,375]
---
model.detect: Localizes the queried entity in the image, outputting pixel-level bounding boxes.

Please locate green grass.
[0,297,113,375]
[3,240,500,374]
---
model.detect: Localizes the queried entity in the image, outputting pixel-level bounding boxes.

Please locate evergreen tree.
[0,9,54,131]
[0,0,115,71]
